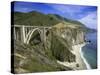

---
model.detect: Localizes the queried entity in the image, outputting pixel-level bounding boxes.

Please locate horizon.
[11,1,97,29]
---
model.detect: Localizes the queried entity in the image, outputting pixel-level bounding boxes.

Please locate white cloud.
[50,4,84,13]
[49,4,95,19]
[79,11,97,29]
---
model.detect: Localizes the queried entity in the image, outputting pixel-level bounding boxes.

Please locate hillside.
[12,11,86,27]
[12,11,60,26]
[47,14,85,26]
[12,28,73,73]
[13,39,72,73]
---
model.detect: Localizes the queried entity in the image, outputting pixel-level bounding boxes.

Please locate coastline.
[57,43,89,70]
[80,46,91,69]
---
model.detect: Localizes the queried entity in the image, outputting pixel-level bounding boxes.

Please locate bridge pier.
[14,27,16,40]
[21,26,26,43]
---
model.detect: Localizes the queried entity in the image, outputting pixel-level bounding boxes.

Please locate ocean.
[82,32,97,69]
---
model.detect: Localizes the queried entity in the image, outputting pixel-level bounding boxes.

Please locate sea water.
[82,32,97,69]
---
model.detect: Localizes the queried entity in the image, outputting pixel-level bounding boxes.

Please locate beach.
[57,43,89,70]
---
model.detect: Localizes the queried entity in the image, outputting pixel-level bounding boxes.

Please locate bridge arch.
[25,28,42,44]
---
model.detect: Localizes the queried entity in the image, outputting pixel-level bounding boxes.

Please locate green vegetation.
[13,11,60,26]
[13,11,85,27]
[48,14,85,26]
[12,33,71,73]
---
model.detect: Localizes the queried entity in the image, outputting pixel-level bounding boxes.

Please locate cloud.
[50,4,83,13]
[79,11,97,29]
[47,4,97,20]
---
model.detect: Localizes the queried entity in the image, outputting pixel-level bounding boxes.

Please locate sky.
[12,1,97,29]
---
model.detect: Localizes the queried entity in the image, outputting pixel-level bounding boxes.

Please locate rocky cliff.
[50,23,85,62]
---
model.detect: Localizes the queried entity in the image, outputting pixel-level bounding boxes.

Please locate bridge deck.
[12,25,52,28]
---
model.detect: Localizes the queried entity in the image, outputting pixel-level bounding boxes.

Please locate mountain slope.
[12,11,86,28]
[13,11,60,26]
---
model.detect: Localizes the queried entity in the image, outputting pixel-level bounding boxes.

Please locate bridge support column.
[40,28,46,48]
[14,27,16,40]
[43,28,46,44]
[21,26,26,43]
[43,28,47,49]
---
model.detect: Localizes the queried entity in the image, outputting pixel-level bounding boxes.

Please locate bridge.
[12,25,52,44]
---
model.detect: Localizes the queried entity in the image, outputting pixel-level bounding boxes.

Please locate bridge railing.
[11,25,52,28]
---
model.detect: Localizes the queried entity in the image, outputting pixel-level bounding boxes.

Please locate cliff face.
[50,23,85,62]
[74,30,85,45]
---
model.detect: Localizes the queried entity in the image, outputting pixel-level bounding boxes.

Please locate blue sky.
[12,1,97,29]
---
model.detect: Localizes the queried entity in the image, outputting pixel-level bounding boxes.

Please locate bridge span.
[12,25,52,44]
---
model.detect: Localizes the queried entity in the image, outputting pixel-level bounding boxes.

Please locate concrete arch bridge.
[12,25,52,44]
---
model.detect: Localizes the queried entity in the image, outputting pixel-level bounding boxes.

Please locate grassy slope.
[13,11,86,28]
[47,14,85,26]
[13,11,60,26]
[13,31,72,73]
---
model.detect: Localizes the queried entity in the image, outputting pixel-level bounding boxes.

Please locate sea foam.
[80,47,91,69]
